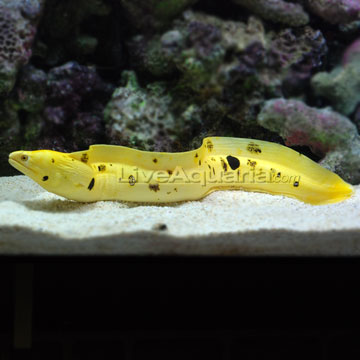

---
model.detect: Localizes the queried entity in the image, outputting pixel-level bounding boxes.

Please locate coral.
[231,0,309,26]
[104,71,202,151]
[307,0,360,24]
[311,38,360,116]
[0,0,45,95]
[119,0,199,32]
[258,98,360,184]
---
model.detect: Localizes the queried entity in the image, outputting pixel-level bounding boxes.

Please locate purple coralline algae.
[258,98,360,184]
[311,37,360,116]
[342,38,360,66]
[307,0,360,24]
[231,0,309,26]
[0,0,45,94]
[8,61,113,151]
[266,26,327,95]
[44,62,114,149]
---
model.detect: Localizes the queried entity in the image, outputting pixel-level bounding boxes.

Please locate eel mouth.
[8,151,36,177]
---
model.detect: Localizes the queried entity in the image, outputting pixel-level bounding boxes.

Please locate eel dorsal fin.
[69,144,201,169]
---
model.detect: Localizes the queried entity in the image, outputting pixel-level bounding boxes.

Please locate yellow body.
[9,137,354,205]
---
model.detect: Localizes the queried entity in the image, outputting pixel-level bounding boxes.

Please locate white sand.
[0,175,359,255]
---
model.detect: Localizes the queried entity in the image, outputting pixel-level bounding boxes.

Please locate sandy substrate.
[0,175,359,255]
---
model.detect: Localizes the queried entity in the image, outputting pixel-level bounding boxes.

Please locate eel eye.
[21,155,28,161]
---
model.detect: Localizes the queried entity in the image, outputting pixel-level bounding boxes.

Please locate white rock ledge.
[0,176,359,255]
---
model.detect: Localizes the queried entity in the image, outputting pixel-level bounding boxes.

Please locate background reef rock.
[258,99,360,184]
[231,0,309,26]
[0,0,45,95]
[0,0,360,184]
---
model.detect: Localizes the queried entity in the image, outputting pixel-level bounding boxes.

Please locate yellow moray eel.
[9,137,354,205]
